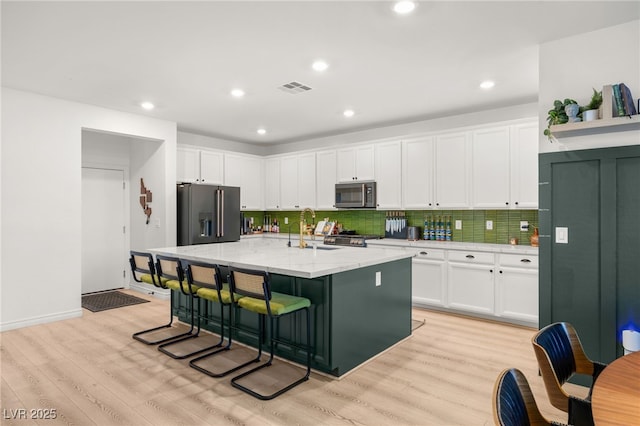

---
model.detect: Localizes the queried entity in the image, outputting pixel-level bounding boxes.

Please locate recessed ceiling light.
[343,109,355,118]
[257,128,266,135]
[480,80,495,89]
[231,88,245,98]
[140,101,155,110]
[393,1,416,15]
[312,60,329,72]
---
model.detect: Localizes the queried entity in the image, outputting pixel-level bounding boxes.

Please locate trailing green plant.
[544,98,577,142]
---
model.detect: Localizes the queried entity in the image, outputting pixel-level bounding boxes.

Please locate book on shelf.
[612,84,625,117]
[619,82,637,116]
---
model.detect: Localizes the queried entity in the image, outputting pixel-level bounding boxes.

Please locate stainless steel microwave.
[335,182,377,208]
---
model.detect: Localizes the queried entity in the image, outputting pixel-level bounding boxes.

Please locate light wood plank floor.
[1,291,587,425]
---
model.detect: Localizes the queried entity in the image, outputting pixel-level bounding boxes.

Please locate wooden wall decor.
[140,178,152,224]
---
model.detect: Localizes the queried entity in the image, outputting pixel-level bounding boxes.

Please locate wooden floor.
[0,291,587,425]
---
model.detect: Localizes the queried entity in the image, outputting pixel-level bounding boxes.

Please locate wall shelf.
[549,84,640,138]
[549,115,640,138]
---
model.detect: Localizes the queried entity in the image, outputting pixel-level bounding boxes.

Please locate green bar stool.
[155,255,221,359]
[187,261,260,377]
[129,251,193,345]
[228,267,312,400]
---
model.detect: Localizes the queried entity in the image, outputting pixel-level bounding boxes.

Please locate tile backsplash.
[243,209,538,246]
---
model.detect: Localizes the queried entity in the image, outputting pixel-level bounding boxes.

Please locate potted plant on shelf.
[544,98,577,142]
[581,88,602,121]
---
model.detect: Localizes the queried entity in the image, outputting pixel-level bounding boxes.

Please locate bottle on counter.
[445,216,452,241]
[429,215,435,240]
[423,216,430,240]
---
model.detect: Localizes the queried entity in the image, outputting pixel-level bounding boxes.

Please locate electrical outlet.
[486,220,493,230]
[520,221,529,231]
[455,220,462,230]
[284,217,288,225]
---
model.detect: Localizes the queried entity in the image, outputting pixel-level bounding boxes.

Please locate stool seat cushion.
[196,283,240,304]
[165,280,199,293]
[140,274,169,286]
[237,291,310,316]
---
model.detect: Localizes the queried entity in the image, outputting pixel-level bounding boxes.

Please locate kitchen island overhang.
[149,239,413,377]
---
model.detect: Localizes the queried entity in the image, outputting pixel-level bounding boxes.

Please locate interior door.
[81,167,126,294]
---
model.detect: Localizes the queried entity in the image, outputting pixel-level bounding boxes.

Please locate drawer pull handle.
[520,259,531,263]
[420,251,428,255]
[465,254,475,259]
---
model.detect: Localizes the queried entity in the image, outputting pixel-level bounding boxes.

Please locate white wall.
[539,20,640,153]
[179,102,538,156]
[178,131,267,156]
[1,88,177,331]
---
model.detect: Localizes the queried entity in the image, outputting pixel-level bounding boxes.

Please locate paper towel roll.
[622,329,640,355]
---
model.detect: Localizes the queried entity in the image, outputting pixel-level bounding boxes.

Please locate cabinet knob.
[490,269,494,273]
[436,203,440,206]
[499,270,503,274]
[428,203,432,206]
[515,201,519,205]
[505,202,509,205]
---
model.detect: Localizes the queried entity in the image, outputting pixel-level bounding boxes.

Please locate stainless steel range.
[323,234,382,248]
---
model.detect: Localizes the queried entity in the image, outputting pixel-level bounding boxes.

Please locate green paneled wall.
[243,209,538,245]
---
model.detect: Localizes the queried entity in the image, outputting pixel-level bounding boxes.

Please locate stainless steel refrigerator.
[177,183,241,246]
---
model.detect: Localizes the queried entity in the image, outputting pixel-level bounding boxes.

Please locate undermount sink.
[302,245,339,250]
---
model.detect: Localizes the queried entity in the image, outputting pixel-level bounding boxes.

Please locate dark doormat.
[82,290,149,312]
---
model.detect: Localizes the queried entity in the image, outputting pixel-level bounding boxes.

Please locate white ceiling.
[3,1,639,145]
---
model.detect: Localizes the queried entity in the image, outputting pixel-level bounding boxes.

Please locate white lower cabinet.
[447,251,495,315]
[400,242,539,326]
[495,254,539,323]
[411,249,446,308]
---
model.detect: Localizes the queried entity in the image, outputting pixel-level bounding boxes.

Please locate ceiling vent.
[278,81,312,94]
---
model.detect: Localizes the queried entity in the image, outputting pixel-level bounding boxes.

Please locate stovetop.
[323,234,382,247]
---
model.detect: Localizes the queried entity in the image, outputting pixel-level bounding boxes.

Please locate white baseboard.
[0,308,83,332]
[129,283,171,300]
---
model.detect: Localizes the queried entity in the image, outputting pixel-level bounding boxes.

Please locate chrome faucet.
[299,207,316,248]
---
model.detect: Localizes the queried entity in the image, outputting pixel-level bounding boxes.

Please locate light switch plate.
[375,271,381,287]
[284,217,288,225]
[455,220,462,230]
[486,220,493,230]
[555,227,569,244]
[520,221,529,231]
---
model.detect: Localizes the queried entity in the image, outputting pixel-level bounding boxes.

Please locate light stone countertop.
[242,232,539,256]
[365,238,539,256]
[149,237,413,279]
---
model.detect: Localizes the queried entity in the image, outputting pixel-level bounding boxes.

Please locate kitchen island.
[150,238,413,376]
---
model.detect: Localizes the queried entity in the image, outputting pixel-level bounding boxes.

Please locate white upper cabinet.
[274,152,316,210]
[316,150,337,209]
[336,145,375,182]
[471,127,511,208]
[264,157,281,210]
[177,147,200,183]
[177,147,223,184]
[224,153,264,210]
[510,122,539,208]
[374,141,402,209]
[434,132,471,208]
[199,150,224,185]
[403,137,435,208]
